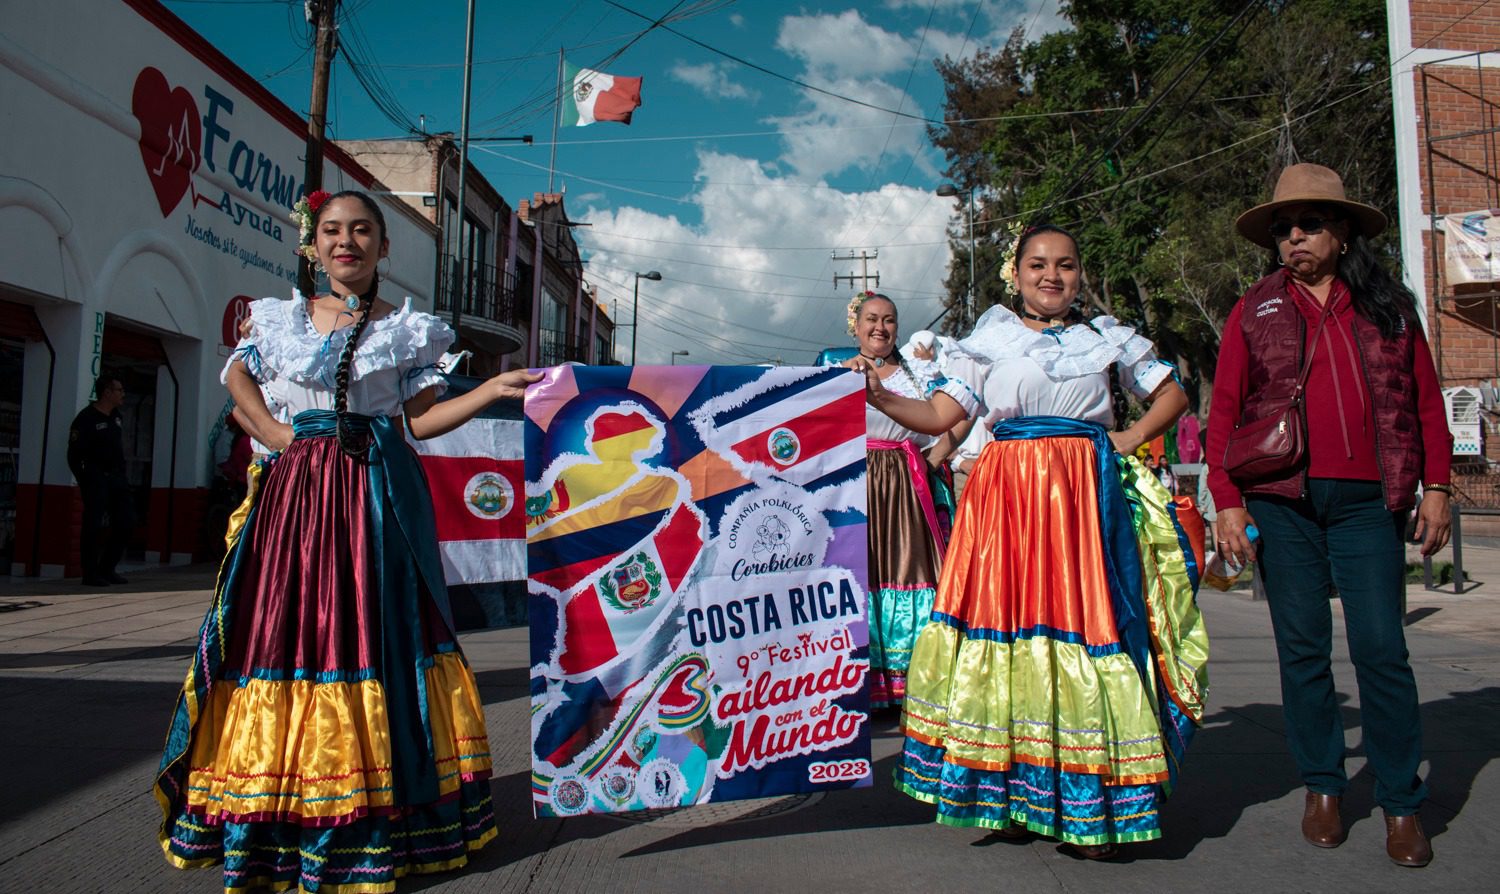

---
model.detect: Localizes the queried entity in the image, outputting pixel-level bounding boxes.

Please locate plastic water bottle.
[1203,525,1259,591]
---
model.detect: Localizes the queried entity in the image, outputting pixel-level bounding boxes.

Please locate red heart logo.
[132,67,201,218]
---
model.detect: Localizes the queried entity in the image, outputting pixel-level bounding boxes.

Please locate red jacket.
[1207,270,1451,512]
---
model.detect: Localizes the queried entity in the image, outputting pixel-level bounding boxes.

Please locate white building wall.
[0,0,437,571]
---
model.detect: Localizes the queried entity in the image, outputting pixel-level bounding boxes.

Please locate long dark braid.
[313,189,389,459]
[334,275,380,458]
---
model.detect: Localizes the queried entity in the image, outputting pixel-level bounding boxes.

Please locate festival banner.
[1444,210,1500,285]
[525,364,871,816]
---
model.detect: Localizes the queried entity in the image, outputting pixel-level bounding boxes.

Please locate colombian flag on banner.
[526,364,872,817]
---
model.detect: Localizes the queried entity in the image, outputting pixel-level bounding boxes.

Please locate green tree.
[929,0,1396,413]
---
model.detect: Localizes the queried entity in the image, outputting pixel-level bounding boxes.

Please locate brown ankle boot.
[1384,812,1432,868]
[1301,791,1345,848]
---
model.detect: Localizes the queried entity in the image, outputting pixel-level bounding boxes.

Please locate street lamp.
[631,270,661,365]
[936,183,975,328]
[671,350,689,365]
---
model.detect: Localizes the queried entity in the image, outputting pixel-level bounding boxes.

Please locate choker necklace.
[858,351,892,368]
[1019,307,1079,327]
[329,284,378,311]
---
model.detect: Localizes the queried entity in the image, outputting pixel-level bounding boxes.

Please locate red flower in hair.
[306,190,332,213]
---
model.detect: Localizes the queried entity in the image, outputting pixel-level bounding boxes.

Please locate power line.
[1045,0,1267,213]
[603,0,948,125]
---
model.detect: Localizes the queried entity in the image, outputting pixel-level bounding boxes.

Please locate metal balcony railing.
[434,255,525,329]
[539,327,588,366]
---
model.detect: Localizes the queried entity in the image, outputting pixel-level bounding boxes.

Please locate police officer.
[68,374,134,585]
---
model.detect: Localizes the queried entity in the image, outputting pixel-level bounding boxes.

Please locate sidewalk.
[1,554,1496,893]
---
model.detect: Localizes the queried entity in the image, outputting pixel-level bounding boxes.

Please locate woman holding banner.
[836,291,974,708]
[154,189,539,892]
[859,225,1207,859]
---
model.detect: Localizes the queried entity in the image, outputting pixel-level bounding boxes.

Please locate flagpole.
[548,47,563,193]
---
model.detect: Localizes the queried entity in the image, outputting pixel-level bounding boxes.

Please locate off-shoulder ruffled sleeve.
[221,296,455,393]
[955,305,1169,388]
[1090,316,1174,398]
[397,311,457,400]
[935,355,987,418]
[902,356,984,418]
[220,296,290,386]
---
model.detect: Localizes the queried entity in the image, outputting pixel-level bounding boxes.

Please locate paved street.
[1,546,1497,893]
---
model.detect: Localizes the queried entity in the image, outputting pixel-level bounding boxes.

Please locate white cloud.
[764,9,938,181]
[776,10,914,79]
[766,78,932,181]
[883,0,974,8]
[669,61,759,102]
[729,12,744,28]
[886,0,1071,48]
[576,150,954,365]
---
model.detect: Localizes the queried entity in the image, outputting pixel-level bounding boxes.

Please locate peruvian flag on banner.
[411,377,526,585]
[557,501,704,677]
[561,60,642,126]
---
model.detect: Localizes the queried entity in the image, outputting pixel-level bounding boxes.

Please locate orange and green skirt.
[895,416,1209,846]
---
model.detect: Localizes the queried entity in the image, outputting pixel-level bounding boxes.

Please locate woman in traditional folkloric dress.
[836,291,975,708]
[865,226,1209,859]
[155,189,538,892]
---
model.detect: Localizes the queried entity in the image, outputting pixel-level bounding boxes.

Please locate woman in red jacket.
[1206,164,1452,868]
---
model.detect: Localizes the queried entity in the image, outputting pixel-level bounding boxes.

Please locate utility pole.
[299,0,338,299]
[451,0,476,337]
[832,249,880,292]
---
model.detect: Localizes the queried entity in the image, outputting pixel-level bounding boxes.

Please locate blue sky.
[165,0,1066,364]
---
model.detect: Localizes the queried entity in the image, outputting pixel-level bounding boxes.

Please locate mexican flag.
[561,60,643,127]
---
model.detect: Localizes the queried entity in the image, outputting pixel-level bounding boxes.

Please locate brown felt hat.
[1235,163,1387,249]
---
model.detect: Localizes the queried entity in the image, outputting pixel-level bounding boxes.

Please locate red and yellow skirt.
[155,412,497,892]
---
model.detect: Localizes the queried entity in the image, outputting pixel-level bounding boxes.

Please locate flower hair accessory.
[291,189,332,263]
[846,290,879,336]
[997,224,1024,292]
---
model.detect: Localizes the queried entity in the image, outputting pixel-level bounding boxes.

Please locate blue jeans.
[1247,478,1426,814]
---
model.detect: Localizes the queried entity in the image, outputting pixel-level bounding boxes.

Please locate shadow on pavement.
[0,564,219,598]
[0,674,181,826]
[470,665,530,704]
[1137,685,1500,860]
[0,642,197,669]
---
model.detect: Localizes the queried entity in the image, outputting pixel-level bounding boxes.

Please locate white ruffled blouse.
[222,295,455,418]
[944,305,1173,429]
[821,355,981,445]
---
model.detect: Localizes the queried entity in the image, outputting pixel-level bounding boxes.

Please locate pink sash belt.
[868,438,945,561]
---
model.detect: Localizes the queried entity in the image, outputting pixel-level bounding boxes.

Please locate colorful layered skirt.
[895,417,1209,846]
[866,438,948,709]
[154,411,497,892]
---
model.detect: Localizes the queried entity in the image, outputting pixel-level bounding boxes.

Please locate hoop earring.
[377,256,392,278]
[1340,243,1348,256]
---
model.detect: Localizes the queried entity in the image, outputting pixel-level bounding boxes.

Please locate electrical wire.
[603,0,948,125]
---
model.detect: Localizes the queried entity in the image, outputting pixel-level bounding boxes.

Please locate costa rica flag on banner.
[410,373,526,585]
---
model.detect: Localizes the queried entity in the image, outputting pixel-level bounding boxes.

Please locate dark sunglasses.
[1268,215,1338,240]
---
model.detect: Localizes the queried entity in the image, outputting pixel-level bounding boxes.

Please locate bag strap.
[1292,296,1335,400]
